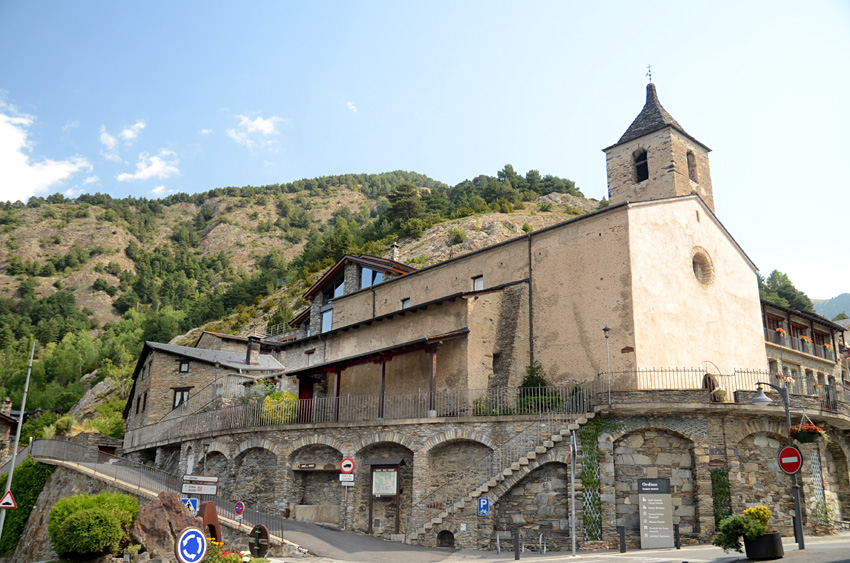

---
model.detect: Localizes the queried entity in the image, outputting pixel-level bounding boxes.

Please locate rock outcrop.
[131,492,202,559]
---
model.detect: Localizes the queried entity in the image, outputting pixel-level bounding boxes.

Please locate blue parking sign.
[478,497,490,516]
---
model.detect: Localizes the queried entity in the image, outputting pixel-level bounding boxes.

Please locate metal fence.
[126,383,596,449]
[31,439,288,541]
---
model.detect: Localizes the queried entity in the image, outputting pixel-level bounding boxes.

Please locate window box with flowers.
[789,422,827,443]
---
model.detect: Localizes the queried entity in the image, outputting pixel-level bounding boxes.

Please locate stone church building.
[122,84,850,550]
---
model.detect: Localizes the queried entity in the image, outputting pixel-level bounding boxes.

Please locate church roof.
[615,83,705,148]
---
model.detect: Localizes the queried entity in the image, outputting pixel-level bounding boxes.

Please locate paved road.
[36,457,850,563]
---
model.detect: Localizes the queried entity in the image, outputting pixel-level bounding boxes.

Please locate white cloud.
[119,120,146,142]
[200,129,213,135]
[116,149,180,182]
[82,175,99,186]
[151,185,176,196]
[99,125,122,162]
[346,101,358,113]
[0,103,93,203]
[63,120,80,132]
[226,114,286,149]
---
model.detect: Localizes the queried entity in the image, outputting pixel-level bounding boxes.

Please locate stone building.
[122,83,850,550]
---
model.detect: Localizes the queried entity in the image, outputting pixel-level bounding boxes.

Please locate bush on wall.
[49,491,140,558]
[0,457,56,555]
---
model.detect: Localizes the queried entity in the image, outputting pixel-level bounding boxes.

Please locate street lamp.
[751,382,805,550]
[603,326,611,407]
[200,442,211,475]
[30,408,43,446]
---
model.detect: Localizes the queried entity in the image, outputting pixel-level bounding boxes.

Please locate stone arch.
[204,451,231,495]
[730,429,802,535]
[287,434,349,456]
[823,440,850,521]
[612,428,697,547]
[233,436,280,459]
[436,529,455,548]
[726,418,788,448]
[426,439,494,514]
[423,428,495,451]
[492,461,570,551]
[288,443,344,520]
[354,430,416,452]
[205,439,230,459]
[231,446,278,510]
[351,441,415,537]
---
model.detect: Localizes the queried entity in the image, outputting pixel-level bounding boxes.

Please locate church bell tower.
[603,83,714,212]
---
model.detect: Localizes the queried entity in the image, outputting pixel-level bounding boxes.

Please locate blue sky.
[1,1,849,299]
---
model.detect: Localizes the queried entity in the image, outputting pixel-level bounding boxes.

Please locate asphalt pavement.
[266,532,850,563]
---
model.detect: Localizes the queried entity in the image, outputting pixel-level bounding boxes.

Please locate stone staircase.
[407,412,595,543]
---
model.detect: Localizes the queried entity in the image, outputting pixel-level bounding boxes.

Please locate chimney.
[246,336,261,366]
[390,242,400,262]
[0,397,10,416]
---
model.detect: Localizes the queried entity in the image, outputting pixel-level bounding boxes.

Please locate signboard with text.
[181,483,218,495]
[372,467,398,496]
[638,478,674,549]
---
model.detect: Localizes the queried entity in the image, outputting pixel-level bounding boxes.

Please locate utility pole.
[0,341,36,542]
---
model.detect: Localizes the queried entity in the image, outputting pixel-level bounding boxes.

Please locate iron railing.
[31,439,288,540]
[125,384,596,449]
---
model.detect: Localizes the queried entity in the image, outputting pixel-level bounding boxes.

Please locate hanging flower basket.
[789,423,826,443]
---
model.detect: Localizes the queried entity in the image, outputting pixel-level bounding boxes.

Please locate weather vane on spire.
[646,64,652,83]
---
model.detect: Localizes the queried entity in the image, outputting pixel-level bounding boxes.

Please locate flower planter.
[744,531,784,560]
[793,431,820,444]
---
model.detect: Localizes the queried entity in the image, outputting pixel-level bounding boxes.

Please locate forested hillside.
[0,166,589,438]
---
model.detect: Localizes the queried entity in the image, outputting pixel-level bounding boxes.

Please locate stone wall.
[493,462,571,550]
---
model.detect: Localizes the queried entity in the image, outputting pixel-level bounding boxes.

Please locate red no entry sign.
[778,445,803,475]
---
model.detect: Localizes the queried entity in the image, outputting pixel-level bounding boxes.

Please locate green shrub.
[538,201,553,212]
[260,391,298,424]
[712,514,767,553]
[447,227,466,245]
[53,508,122,558]
[522,223,532,233]
[0,458,56,555]
[49,491,140,549]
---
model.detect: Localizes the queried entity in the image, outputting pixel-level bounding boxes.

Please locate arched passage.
[427,439,493,512]
[492,461,570,550]
[289,444,344,523]
[353,441,414,536]
[823,441,850,521]
[232,447,278,509]
[613,429,697,547]
[733,431,803,534]
[204,451,231,496]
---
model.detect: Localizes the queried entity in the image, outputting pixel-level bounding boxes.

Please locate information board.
[638,478,674,549]
[372,467,398,496]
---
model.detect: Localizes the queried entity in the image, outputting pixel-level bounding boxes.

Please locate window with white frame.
[173,388,191,408]
[472,275,484,291]
[179,360,189,373]
[401,298,410,309]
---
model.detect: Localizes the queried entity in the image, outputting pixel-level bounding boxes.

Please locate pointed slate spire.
[617,83,689,145]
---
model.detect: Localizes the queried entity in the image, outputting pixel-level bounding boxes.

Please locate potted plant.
[713,505,783,560]
[789,422,827,444]
[710,387,727,403]
[800,335,813,351]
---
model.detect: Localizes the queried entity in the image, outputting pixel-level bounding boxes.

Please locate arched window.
[634,150,648,182]
[687,151,698,182]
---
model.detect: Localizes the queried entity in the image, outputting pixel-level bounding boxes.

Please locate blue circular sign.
[175,527,207,563]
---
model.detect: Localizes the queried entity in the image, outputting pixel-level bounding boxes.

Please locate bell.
[751,386,774,406]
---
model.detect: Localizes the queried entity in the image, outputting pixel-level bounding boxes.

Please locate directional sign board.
[340,458,355,474]
[181,498,199,516]
[638,478,674,549]
[778,445,803,475]
[478,497,490,516]
[339,473,354,482]
[183,474,219,483]
[0,491,16,509]
[181,483,218,495]
[234,501,245,515]
[175,527,207,563]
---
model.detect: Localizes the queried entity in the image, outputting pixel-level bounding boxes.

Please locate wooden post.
[428,345,440,416]
[378,358,386,419]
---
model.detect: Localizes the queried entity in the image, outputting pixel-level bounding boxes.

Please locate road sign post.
[181,498,199,516]
[478,497,490,516]
[174,527,207,563]
[778,445,803,475]
[340,458,355,473]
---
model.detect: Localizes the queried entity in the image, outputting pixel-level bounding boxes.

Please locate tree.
[758,270,814,313]
[833,312,849,321]
[385,183,426,224]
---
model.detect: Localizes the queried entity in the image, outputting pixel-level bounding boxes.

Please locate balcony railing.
[125,384,596,450]
[763,328,836,362]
